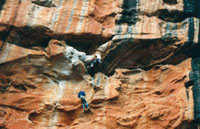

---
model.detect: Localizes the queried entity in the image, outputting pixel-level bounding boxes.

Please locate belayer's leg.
[82,103,85,112]
[84,100,89,109]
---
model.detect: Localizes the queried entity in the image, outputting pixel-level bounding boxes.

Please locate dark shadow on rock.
[0,126,7,129]
[116,0,139,24]
[175,120,199,129]
[0,24,112,54]
[0,24,52,48]
[184,0,200,18]
[187,22,200,121]
[101,37,191,75]
[146,1,200,22]
[157,9,192,23]
[0,0,6,11]
[163,0,177,5]
[190,56,200,121]
[31,0,57,8]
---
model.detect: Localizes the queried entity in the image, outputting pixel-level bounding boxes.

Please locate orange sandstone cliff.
[0,0,200,129]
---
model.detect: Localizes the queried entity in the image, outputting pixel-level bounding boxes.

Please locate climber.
[88,53,102,68]
[78,91,89,112]
[86,53,102,77]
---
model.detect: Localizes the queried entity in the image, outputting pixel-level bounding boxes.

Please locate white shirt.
[96,54,101,60]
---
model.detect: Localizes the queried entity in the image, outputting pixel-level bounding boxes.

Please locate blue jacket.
[78,91,86,98]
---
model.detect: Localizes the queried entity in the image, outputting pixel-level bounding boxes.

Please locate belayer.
[78,91,89,112]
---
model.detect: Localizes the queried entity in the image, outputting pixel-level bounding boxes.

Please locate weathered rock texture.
[0,0,200,129]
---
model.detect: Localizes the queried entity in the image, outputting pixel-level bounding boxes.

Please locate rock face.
[0,0,199,129]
